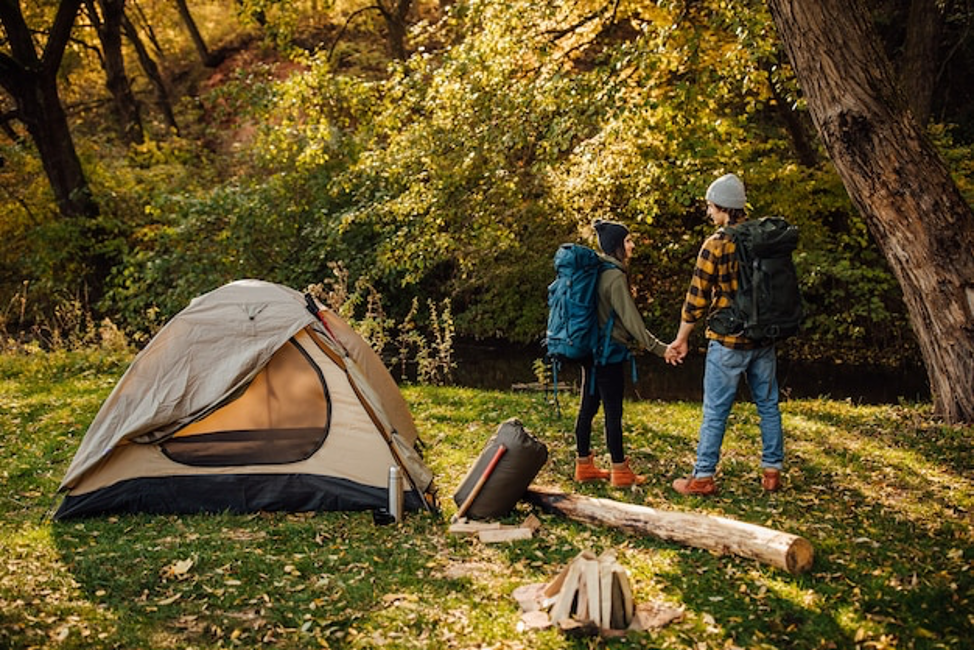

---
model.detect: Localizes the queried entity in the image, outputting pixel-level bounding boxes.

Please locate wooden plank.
[612,565,634,629]
[478,527,533,543]
[520,513,542,532]
[525,486,814,574]
[598,555,615,628]
[582,558,600,628]
[575,569,589,623]
[512,583,546,613]
[543,550,595,600]
[549,561,583,624]
[448,520,502,535]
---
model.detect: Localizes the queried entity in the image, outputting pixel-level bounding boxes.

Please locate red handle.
[455,444,507,519]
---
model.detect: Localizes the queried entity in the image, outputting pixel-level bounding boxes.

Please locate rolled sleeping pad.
[453,418,548,519]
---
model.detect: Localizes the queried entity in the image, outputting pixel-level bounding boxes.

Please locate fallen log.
[525,486,814,574]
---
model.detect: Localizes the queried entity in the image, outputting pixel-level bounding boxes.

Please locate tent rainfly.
[54,279,437,519]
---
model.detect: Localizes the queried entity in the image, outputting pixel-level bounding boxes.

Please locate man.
[665,173,784,495]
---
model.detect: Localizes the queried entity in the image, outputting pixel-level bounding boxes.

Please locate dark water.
[450,341,931,405]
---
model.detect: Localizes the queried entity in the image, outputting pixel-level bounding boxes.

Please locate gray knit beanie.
[705,173,747,210]
[594,219,629,256]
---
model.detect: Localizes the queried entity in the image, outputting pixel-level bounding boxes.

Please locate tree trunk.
[87,0,145,145]
[900,0,944,125]
[122,10,179,133]
[173,0,221,67]
[377,0,411,60]
[22,77,100,220]
[129,0,166,60]
[0,0,99,220]
[525,487,814,574]
[0,0,111,307]
[767,0,974,424]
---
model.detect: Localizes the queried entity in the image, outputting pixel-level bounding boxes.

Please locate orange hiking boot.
[672,475,717,496]
[574,455,610,482]
[762,469,782,492]
[610,459,647,487]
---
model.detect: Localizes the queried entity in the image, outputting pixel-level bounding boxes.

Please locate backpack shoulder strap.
[718,223,751,267]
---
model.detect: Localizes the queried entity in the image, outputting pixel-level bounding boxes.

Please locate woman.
[574,219,668,487]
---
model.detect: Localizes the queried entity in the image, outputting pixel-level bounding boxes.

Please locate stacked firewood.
[546,550,633,631]
[513,549,683,637]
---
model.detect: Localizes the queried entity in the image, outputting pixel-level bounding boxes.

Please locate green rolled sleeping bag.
[453,418,549,519]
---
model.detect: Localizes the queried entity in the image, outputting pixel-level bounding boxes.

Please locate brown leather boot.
[672,475,717,496]
[574,455,610,482]
[610,459,647,487]
[762,469,782,492]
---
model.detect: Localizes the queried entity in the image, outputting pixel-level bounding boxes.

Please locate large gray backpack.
[452,419,548,520]
[707,217,804,343]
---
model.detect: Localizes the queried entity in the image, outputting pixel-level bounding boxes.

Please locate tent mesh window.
[161,339,331,466]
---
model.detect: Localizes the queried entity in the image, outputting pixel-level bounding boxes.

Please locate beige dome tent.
[55,280,436,519]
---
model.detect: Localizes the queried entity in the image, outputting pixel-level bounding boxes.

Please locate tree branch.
[544,6,607,42]
[0,1,38,66]
[0,108,25,143]
[128,0,166,60]
[936,14,970,86]
[43,0,85,73]
[328,6,382,62]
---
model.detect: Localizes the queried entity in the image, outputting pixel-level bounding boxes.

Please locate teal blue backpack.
[544,244,623,412]
[545,244,609,362]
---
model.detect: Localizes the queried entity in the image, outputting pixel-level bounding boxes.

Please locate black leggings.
[573,359,626,463]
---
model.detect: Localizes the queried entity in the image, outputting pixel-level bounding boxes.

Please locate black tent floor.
[54,473,426,519]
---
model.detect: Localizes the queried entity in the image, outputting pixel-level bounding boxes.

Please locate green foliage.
[395,297,456,385]
[308,266,457,385]
[532,357,551,385]
[102,177,317,342]
[2,0,972,366]
[234,0,322,51]
[746,163,919,365]
[931,122,974,203]
[1,351,971,648]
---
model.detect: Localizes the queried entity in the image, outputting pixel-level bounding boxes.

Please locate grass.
[1,349,971,649]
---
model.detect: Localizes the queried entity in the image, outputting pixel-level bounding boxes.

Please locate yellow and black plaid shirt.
[681,228,755,349]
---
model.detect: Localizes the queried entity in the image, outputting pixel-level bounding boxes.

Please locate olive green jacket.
[596,252,667,358]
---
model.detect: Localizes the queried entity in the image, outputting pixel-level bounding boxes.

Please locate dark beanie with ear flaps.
[594,219,629,256]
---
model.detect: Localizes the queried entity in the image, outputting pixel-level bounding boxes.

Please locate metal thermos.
[388,465,403,523]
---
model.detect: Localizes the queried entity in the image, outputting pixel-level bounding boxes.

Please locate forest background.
[3,4,973,647]
[2,0,973,374]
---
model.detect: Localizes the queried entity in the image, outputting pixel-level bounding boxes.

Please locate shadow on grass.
[496,396,972,649]
[49,509,510,648]
[39,389,971,649]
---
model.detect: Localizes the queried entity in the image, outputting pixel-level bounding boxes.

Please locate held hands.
[665,339,688,366]
[665,323,693,366]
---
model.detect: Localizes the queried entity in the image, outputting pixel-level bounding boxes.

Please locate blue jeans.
[693,340,783,477]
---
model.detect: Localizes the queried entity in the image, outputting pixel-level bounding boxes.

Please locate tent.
[54,279,436,519]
